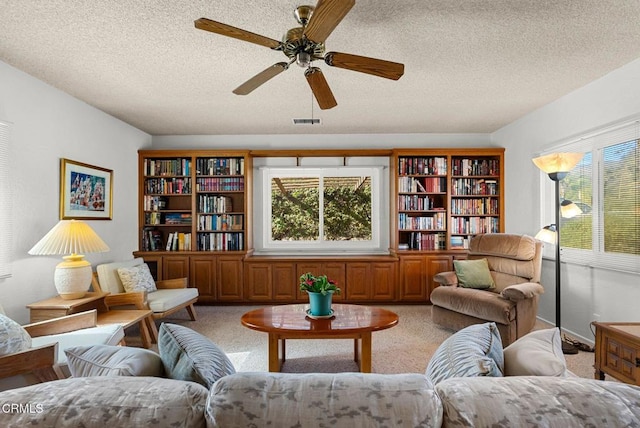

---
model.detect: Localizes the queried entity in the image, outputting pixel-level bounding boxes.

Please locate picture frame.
[60,158,113,220]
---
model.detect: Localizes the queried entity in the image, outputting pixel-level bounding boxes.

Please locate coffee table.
[241,304,399,373]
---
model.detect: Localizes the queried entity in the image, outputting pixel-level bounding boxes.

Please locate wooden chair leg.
[146,316,158,343]
[139,320,152,349]
[186,304,197,321]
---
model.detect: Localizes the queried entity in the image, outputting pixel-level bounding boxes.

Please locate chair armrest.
[433,271,459,286]
[500,282,545,301]
[23,310,98,337]
[104,291,148,310]
[156,278,188,289]
[0,343,58,380]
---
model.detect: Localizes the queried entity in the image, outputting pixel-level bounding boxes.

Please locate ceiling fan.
[194,0,404,110]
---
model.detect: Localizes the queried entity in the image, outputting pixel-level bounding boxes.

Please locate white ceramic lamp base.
[54,254,92,300]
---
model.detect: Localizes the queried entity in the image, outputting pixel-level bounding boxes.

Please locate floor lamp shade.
[28,220,109,299]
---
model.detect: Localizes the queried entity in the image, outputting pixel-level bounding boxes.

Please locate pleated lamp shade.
[29,220,109,299]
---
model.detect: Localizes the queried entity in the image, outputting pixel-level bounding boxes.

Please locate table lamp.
[28,219,109,299]
[532,152,584,354]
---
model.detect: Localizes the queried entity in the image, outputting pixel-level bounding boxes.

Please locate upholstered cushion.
[0,314,32,356]
[453,258,495,289]
[148,288,198,313]
[96,258,145,294]
[31,324,125,365]
[425,322,504,385]
[500,282,544,301]
[0,376,209,427]
[436,376,640,426]
[65,345,164,377]
[207,372,443,428]
[158,323,235,388]
[117,263,157,293]
[429,286,516,324]
[469,233,537,261]
[503,328,568,376]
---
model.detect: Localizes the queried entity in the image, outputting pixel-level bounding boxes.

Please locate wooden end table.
[593,321,640,386]
[27,292,156,349]
[241,304,399,373]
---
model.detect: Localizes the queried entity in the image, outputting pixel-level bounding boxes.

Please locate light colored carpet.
[127,304,598,379]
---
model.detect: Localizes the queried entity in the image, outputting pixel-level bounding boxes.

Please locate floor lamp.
[532,152,584,355]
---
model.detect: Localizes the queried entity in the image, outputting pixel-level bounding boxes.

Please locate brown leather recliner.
[430,233,544,347]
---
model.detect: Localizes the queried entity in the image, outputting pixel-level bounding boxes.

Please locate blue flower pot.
[307,291,334,316]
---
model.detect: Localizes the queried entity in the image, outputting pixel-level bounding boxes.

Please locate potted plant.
[299,273,341,317]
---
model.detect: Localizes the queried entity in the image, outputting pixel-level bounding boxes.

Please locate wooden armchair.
[0,310,125,391]
[93,258,198,323]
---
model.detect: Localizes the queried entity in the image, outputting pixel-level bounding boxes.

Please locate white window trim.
[537,118,640,274]
[0,120,12,279]
[257,165,387,255]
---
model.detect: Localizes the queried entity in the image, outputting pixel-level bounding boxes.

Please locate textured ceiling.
[2,0,640,136]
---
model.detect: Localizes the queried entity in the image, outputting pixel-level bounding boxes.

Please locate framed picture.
[60,158,113,220]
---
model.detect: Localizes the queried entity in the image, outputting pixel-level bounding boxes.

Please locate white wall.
[0,61,152,323]
[492,58,640,343]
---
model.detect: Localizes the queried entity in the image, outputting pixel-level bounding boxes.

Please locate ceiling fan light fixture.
[296,51,312,67]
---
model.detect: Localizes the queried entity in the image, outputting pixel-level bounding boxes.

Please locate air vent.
[293,118,321,125]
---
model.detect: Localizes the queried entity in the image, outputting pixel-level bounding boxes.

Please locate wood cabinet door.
[371,262,396,300]
[426,256,453,303]
[190,256,216,300]
[346,263,370,300]
[272,263,297,301]
[321,263,346,301]
[296,262,322,300]
[245,263,273,301]
[217,256,244,301]
[399,256,427,301]
[163,256,189,280]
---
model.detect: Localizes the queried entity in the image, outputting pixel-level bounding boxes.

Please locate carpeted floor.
[129,304,599,379]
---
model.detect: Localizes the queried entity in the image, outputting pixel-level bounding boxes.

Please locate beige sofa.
[430,233,544,346]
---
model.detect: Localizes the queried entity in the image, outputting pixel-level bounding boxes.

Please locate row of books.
[141,229,191,251]
[451,178,498,196]
[197,214,243,231]
[198,195,233,213]
[398,195,441,211]
[145,178,192,195]
[401,232,446,250]
[143,195,167,211]
[398,212,446,231]
[398,177,446,193]
[195,158,245,176]
[450,236,471,249]
[164,213,192,225]
[450,217,500,234]
[398,157,447,176]
[165,232,192,251]
[451,197,499,215]
[196,232,244,251]
[196,177,244,192]
[452,158,499,177]
[144,158,191,177]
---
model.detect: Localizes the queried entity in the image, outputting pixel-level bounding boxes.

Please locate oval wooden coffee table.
[241,304,399,373]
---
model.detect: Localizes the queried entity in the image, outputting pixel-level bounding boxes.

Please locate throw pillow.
[117,263,157,293]
[426,322,504,385]
[0,313,32,356]
[64,345,164,377]
[158,323,235,389]
[453,258,496,289]
[503,328,568,376]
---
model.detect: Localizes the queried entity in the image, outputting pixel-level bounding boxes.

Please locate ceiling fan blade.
[233,62,289,95]
[325,51,404,80]
[305,67,337,110]
[194,18,281,49]
[304,0,355,43]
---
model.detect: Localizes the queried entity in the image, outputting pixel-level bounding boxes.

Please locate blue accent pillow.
[426,322,504,385]
[158,323,235,388]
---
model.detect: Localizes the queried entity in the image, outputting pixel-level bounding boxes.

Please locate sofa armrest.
[23,310,98,337]
[0,343,59,380]
[156,278,188,289]
[104,291,148,310]
[433,271,459,286]
[500,282,544,301]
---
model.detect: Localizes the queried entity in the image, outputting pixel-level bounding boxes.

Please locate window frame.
[0,120,12,278]
[538,119,640,274]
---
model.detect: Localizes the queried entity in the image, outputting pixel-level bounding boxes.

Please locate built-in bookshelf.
[394,149,504,252]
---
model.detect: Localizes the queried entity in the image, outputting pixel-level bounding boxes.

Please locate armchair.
[430,233,544,347]
[0,309,124,391]
[93,258,198,323]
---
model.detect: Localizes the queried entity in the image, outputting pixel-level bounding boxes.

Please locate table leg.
[281,338,286,363]
[360,332,372,373]
[146,316,158,344]
[268,334,281,372]
[353,338,360,363]
[139,320,151,349]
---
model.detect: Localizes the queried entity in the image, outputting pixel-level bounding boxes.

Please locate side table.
[592,321,640,386]
[27,293,156,349]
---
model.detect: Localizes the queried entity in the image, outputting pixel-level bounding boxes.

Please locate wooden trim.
[24,310,98,337]
[0,343,58,379]
[249,149,394,157]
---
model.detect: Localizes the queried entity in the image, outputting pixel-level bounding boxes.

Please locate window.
[0,120,12,278]
[254,157,389,254]
[540,120,640,273]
